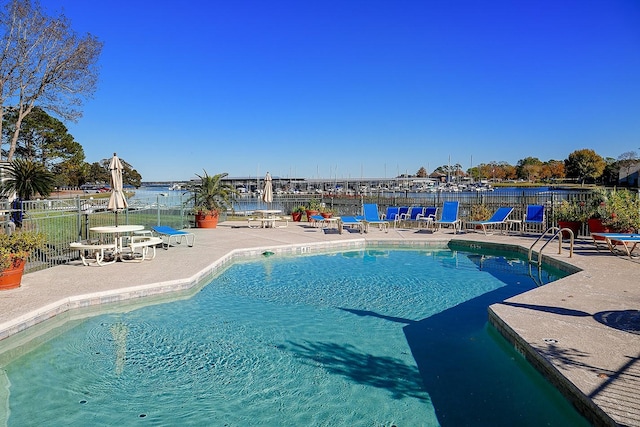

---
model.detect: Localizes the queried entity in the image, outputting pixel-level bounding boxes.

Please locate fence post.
[75,196,82,241]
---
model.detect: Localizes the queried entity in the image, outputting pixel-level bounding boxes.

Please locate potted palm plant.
[305,199,321,222]
[187,170,238,228]
[0,231,45,290]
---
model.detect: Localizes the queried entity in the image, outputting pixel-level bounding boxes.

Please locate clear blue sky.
[51,0,640,181]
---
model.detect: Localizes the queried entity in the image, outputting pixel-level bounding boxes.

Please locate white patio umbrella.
[107,153,128,226]
[261,172,273,208]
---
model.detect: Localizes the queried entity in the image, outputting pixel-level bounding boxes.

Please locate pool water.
[1,248,589,426]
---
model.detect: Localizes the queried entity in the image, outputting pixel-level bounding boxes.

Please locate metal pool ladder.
[528,226,574,267]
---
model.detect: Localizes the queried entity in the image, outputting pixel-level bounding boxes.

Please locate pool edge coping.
[0,236,609,426]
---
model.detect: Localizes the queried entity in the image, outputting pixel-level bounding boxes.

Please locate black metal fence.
[2,188,638,274]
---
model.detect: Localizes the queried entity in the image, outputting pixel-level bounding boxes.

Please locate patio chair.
[523,205,545,233]
[362,203,389,232]
[151,225,195,249]
[417,207,438,230]
[396,207,409,227]
[401,206,424,228]
[338,216,364,234]
[434,201,461,233]
[466,207,514,235]
[591,232,640,258]
[309,214,337,229]
[382,206,400,222]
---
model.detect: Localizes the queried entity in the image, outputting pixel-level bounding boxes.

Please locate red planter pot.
[291,212,303,222]
[588,218,610,240]
[305,210,319,222]
[557,221,581,239]
[0,258,26,290]
[195,213,219,228]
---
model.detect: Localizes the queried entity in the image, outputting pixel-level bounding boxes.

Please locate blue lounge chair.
[383,206,400,222]
[417,207,438,230]
[435,201,461,233]
[400,206,424,227]
[362,203,389,233]
[151,225,195,249]
[591,233,640,257]
[397,207,409,226]
[523,205,545,233]
[466,207,514,235]
[338,216,364,234]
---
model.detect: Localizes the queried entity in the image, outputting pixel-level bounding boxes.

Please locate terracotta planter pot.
[320,212,333,219]
[196,213,219,228]
[557,221,581,239]
[291,212,303,222]
[305,210,319,222]
[588,218,610,240]
[0,258,26,290]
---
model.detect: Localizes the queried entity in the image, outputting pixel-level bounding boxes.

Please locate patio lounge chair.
[382,206,400,222]
[401,207,424,228]
[591,232,640,258]
[466,207,514,235]
[523,205,545,233]
[434,201,461,233]
[151,225,195,249]
[338,216,364,234]
[417,207,438,230]
[362,204,389,232]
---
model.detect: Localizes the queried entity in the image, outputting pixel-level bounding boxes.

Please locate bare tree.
[0,0,102,161]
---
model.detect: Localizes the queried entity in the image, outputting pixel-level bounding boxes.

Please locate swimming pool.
[1,247,589,426]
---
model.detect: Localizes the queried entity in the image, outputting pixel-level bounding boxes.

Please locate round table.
[90,225,145,257]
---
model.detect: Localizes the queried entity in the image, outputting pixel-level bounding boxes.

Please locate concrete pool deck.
[0,221,638,426]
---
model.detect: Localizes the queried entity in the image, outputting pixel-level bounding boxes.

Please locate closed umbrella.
[261,172,273,208]
[108,153,128,226]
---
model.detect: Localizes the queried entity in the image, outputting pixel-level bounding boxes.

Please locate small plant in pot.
[320,206,336,218]
[291,206,306,222]
[0,231,45,290]
[305,199,321,222]
[553,199,588,238]
[186,170,238,228]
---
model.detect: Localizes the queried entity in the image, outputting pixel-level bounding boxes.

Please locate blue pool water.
[1,248,588,426]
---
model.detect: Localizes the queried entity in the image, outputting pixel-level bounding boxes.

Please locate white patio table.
[90,225,145,258]
[253,210,283,228]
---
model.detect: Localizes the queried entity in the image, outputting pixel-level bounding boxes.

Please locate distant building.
[618,161,640,187]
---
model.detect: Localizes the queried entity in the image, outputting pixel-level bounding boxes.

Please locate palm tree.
[1,159,55,200]
[187,170,238,217]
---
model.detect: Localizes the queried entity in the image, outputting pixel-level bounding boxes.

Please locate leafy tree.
[538,160,565,181]
[90,157,142,188]
[2,106,85,168]
[0,158,54,200]
[565,149,606,185]
[601,157,619,186]
[516,157,543,181]
[84,161,109,184]
[0,0,102,161]
[52,151,86,187]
